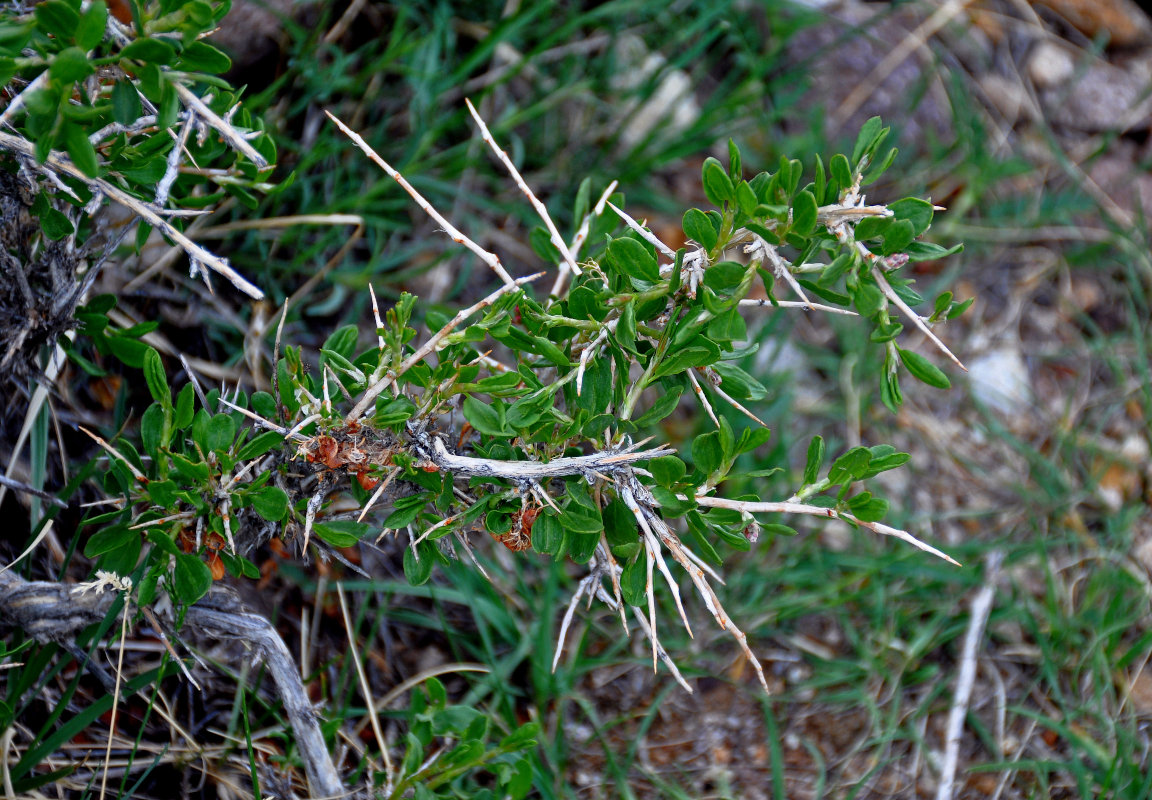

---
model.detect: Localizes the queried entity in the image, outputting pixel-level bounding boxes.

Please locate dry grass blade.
[336,582,393,790]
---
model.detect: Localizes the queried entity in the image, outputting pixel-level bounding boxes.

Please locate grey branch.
[186,598,344,799]
[428,437,674,480]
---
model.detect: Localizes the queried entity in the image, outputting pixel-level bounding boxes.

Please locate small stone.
[967,347,1033,416]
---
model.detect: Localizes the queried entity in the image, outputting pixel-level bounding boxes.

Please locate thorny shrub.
[1,0,970,794]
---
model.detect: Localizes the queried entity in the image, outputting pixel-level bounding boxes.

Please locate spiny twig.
[0,131,265,299]
[550,180,617,297]
[692,494,960,566]
[325,109,518,289]
[465,98,581,277]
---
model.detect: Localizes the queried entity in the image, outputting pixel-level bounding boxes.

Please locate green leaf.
[0,57,15,87]
[863,450,910,477]
[174,383,195,429]
[620,556,645,606]
[34,1,79,37]
[932,291,953,319]
[568,285,607,321]
[650,456,686,488]
[50,46,93,84]
[140,403,164,458]
[813,154,827,204]
[507,390,552,429]
[39,206,74,241]
[403,539,436,585]
[651,486,695,516]
[615,300,637,354]
[106,335,148,367]
[708,307,747,342]
[881,368,902,413]
[683,511,722,564]
[762,522,798,537]
[75,1,106,50]
[735,181,758,217]
[142,347,169,407]
[322,324,358,360]
[683,207,718,251]
[881,219,916,256]
[702,261,746,295]
[83,525,135,557]
[375,395,416,428]
[171,452,209,482]
[727,139,742,181]
[899,348,951,389]
[235,431,283,460]
[851,281,885,318]
[711,361,766,400]
[559,499,602,535]
[120,37,177,65]
[178,40,231,73]
[829,153,852,189]
[531,512,563,555]
[314,519,369,547]
[566,529,599,564]
[803,436,824,485]
[529,226,560,263]
[791,189,818,236]
[907,240,964,263]
[827,446,871,486]
[650,344,719,380]
[863,147,898,186]
[249,486,289,521]
[463,396,506,437]
[947,297,974,319]
[692,431,723,475]
[852,116,885,166]
[205,413,236,455]
[710,518,752,552]
[702,157,735,206]
[737,426,772,454]
[111,80,142,125]
[384,493,433,529]
[174,553,213,605]
[633,385,682,428]
[854,216,891,241]
[144,480,179,510]
[607,237,659,286]
[847,492,889,521]
[602,497,638,548]
[889,197,934,236]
